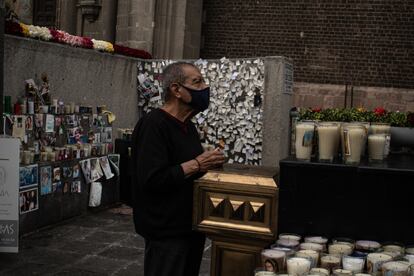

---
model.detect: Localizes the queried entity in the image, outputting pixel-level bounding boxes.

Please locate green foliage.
[298,107,414,127]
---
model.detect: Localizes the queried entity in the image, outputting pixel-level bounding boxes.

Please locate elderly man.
[132,62,225,276]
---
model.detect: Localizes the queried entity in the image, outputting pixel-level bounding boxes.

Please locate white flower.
[27,25,52,41]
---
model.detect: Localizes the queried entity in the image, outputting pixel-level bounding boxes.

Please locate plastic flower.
[374,107,386,116]
[20,23,29,36]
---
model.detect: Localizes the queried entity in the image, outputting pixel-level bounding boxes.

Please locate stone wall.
[5,35,140,130]
[201,0,414,89]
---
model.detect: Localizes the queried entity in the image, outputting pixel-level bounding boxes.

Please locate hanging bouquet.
[5,19,152,59]
[298,107,414,128]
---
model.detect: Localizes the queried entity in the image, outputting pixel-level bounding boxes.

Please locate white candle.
[305,236,329,245]
[342,125,366,164]
[406,247,414,255]
[342,255,365,273]
[277,239,300,249]
[328,244,353,255]
[370,123,391,134]
[317,123,340,162]
[405,254,414,264]
[261,249,286,273]
[287,257,311,276]
[381,261,410,276]
[254,270,277,276]
[300,243,323,252]
[383,244,405,255]
[320,254,341,272]
[333,269,352,276]
[367,253,393,275]
[295,122,315,161]
[279,233,302,242]
[355,240,381,251]
[354,274,372,276]
[310,268,330,276]
[368,134,387,161]
[296,250,319,268]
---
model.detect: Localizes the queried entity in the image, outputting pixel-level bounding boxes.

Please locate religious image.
[19,164,38,189]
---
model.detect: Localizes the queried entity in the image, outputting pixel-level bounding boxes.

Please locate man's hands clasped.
[195,148,226,172]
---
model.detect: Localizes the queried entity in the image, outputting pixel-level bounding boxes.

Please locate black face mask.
[180,84,210,112]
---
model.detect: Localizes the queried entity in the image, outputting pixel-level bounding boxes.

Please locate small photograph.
[45,114,55,133]
[62,166,73,179]
[25,116,33,130]
[19,188,39,214]
[103,127,113,143]
[90,158,103,182]
[73,163,80,178]
[35,114,44,128]
[19,164,38,189]
[65,114,78,127]
[12,115,26,139]
[67,127,83,144]
[80,159,91,183]
[55,116,63,128]
[63,181,70,194]
[99,156,114,179]
[40,166,52,195]
[71,180,81,193]
[80,115,91,130]
[53,167,61,182]
[55,181,63,193]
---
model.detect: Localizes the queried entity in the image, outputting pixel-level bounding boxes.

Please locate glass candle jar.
[305,236,328,252]
[367,253,393,276]
[382,242,405,255]
[332,268,352,276]
[355,240,381,252]
[320,254,341,272]
[287,257,311,276]
[299,243,323,253]
[342,255,365,273]
[295,250,319,268]
[381,261,410,276]
[261,249,286,273]
[368,134,388,162]
[406,246,414,255]
[309,268,330,276]
[332,238,355,250]
[279,233,302,242]
[295,122,315,161]
[276,239,300,250]
[405,255,414,264]
[409,264,414,276]
[317,122,340,162]
[370,122,391,134]
[328,243,353,256]
[254,268,277,276]
[341,124,366,164]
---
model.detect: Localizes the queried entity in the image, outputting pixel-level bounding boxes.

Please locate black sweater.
[131,108,204,239]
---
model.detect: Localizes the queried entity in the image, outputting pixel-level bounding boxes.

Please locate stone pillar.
[116,0,156,52]
[101,0,117,43]
[56,0,77,34]
[152,0,203,59]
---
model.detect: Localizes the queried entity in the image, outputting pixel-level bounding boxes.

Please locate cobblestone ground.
[0,205,211,276]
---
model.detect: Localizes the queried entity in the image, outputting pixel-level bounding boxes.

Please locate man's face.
[176,65,207,104]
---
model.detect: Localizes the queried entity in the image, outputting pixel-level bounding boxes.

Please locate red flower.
[5,20,23,36]
[312,107,322,113]
[113,44,152,59]
[374,107,386,116]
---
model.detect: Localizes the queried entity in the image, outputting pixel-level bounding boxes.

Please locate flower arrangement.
[5,20,152,59]
[298,107,414,128]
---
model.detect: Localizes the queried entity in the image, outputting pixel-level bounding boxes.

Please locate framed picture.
[19,187,39,214]
[19,164,38,189]
[39,166,52,195]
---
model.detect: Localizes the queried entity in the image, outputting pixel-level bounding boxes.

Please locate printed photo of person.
[40,166,52,195]
[19,188,39,214]
[80,159,91,183]
[53,167,61,182]
[73,163,80,178]
[25,116,33,130]
[19,165,38,189]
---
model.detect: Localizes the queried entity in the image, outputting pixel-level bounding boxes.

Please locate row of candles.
[21,143,113,165]
[256,234,414,276]
[295,121,392,164]
[14,98,94,115]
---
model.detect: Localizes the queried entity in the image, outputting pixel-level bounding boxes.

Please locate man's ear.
[170,83,181,98]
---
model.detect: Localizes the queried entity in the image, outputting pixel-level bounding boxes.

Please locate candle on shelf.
[300,243,323,253]
[254,268,277,276]
[309,268,330,276]
[305,236,328,252]
[368,134,388,162]
[332,238,355,250]
[70,102,75,114]
[341,124,366,165]
[367,253,393,275]
[276,239,300,250]
[317,122,340,162]
[332,269,353,276]
[405,255,414,264]
[296,250,319,268]
[406,246,414,255]
[355,240,381,252]
[23,150,31,165]
[354,274,372,276]
[352,122,370,156]
[409,264,414,276]
[65,105,71,114]
[328,243,353,256]
[381,261,410,276]
[287,257,311,276]
[261,249,286,273]
[320,254,341,272]
[295,122,315,161]
[383,243,405,255]
[342,255,365,273]
[370,122,391,134]
[279,233,302,242]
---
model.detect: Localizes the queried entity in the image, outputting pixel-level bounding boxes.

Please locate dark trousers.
[144,231,206,276]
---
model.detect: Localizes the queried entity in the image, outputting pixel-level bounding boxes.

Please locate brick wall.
[201,0,414,89]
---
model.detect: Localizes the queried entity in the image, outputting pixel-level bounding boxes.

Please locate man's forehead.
[182,65,201,78]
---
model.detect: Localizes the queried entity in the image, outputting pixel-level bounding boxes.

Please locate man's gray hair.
[162,62,196,101]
